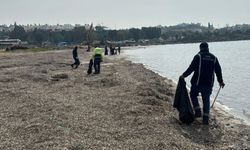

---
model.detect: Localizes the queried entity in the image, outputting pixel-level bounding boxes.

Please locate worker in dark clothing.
[118,45,121,55]
[181,42,225,125]
[71,46,80,69]
[104,45,108,55]
[92,46,103,74]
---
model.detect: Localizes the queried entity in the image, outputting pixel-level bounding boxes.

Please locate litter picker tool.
[211,86,222,108]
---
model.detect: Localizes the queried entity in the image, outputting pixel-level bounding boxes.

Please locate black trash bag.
[173,77,195,124]
[87,59,93,74]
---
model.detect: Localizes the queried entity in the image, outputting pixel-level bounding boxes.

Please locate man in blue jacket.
[181,42,225,125]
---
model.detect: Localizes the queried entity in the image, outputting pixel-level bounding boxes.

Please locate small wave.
[214,102,232,111]
[243,109,250,120]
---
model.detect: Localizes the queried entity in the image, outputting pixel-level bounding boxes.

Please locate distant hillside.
[1,23,250,47]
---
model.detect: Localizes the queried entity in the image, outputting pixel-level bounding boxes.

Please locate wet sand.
[0,49,249,149]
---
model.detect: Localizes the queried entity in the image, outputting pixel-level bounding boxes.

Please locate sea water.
[124,40,250,124]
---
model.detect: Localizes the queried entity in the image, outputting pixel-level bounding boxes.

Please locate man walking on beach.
[92,45,103,74]
[180,42,225,125]
[71,46,80,69]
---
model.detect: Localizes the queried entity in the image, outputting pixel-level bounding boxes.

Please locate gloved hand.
[220,82,225,88]
[180,75,184,79]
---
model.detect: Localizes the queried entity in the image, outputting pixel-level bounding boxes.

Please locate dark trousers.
[94,57,101,73]
[72,58,80,68]
[105,50,108,55]
[190,85,212,123]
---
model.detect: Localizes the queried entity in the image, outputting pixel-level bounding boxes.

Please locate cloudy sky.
[0,0,249,29]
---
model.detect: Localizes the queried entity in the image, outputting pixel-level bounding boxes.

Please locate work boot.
[195,109,202,118]
[203,116,209,125]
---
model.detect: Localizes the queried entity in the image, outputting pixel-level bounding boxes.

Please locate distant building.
[208,22,214,30]
[0,25,12,32]
[14,23,75,32]
[161,23,206,34]
[0,36,9,40]
[231,24,250,31]
[0,39,23,49]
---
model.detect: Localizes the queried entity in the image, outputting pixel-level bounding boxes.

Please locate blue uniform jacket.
[182,49,223,88]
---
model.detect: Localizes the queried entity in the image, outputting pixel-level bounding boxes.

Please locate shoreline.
[148,63,250,126]
[122,44,250,126]
[0,49,249,149]
[124,56,250,126]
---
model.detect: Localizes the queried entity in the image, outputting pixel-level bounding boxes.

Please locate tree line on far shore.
[1,23,250,46]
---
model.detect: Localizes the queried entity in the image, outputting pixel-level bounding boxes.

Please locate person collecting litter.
[71,46,80,69]
[117,45,121,55]
[180,42,225,125]
[92,45,103,74]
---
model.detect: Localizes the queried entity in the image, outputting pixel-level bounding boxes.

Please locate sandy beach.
[0,49,249,149]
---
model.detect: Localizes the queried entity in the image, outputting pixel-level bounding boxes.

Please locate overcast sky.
[0,0,250,29]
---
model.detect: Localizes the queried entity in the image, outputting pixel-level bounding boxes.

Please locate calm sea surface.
[124,40,250,124]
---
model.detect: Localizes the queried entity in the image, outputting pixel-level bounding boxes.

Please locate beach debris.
[51,73,69,81]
